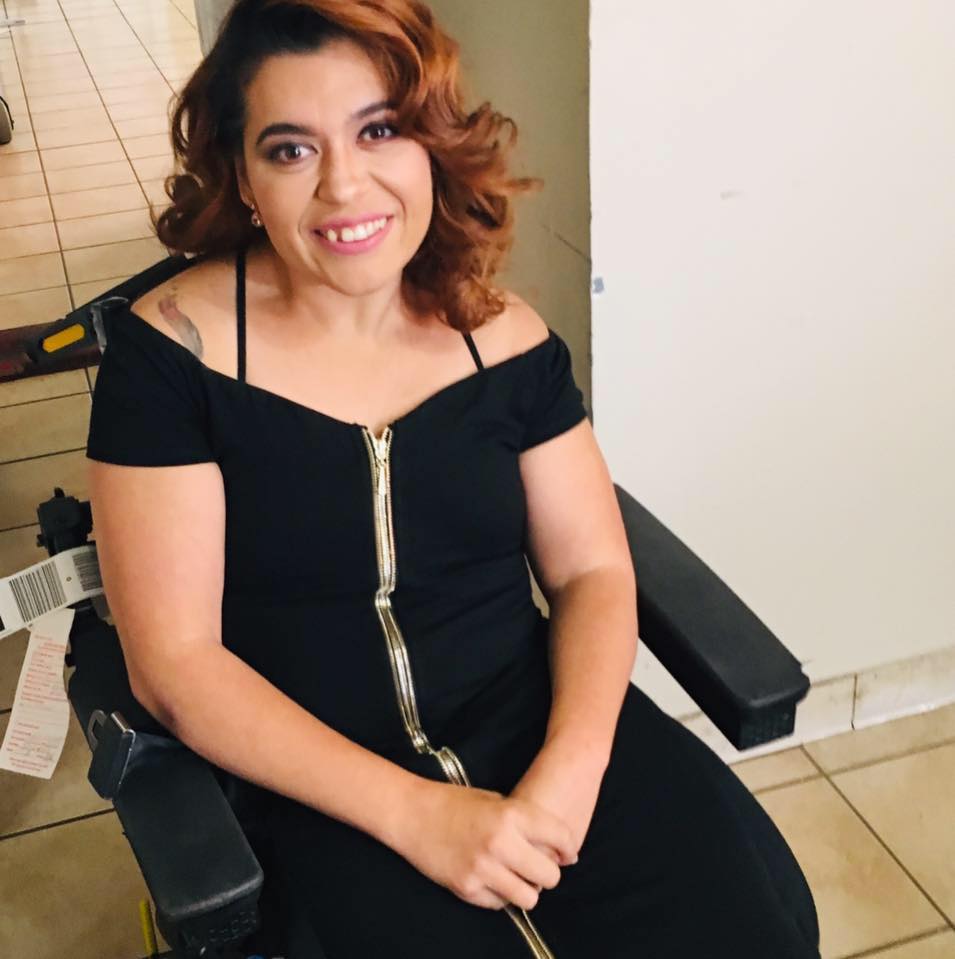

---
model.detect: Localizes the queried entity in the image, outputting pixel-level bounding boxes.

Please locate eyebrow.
[254,100,395,147]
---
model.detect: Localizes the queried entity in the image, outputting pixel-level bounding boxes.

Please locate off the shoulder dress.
[86,246,819,959]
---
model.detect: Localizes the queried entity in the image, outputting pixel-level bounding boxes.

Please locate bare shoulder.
[476,290,550,365]
[128,255,235,361]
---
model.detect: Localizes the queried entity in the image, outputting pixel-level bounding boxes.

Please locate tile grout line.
[0,806,115,844]
[0,3,70,292]
[800,747,953,931]
[50,0,157,278]
[836,925,953,958]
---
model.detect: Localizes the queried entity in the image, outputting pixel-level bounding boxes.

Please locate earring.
[250,206,263,228]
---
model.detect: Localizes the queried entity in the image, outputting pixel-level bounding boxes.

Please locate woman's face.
[235,39,434,297]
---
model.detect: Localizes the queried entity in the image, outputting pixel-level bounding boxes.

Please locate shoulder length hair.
[154,0,539,331]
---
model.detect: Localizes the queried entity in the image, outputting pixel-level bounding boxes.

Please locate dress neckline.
[120,304,556,436]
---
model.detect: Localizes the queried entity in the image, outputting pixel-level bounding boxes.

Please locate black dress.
[86,247,820,959]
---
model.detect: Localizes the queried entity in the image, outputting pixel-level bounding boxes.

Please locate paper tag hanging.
[0,607,74,779]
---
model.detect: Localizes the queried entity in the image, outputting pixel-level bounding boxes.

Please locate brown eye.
[268,142,314,163]
[360,122,398,142]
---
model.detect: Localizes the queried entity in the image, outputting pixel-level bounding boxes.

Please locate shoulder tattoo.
[157,288,204,360]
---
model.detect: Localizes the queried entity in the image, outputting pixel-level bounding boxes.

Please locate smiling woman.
[85,2,821,958]
[156,0,536,332]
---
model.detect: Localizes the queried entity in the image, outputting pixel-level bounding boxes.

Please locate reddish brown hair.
[153,0,539,331]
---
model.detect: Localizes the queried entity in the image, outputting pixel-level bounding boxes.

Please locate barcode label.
[0,545,104,642]
[72,549,102,593]
[9,560,67,624]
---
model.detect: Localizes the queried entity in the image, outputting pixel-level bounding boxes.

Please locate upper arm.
[503,296,633,601]
[87,457,226,719]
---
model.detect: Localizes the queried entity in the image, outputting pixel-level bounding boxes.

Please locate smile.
[312,216,394,256]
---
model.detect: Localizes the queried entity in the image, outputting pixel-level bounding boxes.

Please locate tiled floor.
[2,2,955,959]
[0,0,192,335]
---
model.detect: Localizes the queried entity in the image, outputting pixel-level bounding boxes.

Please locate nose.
[316,140,367,206]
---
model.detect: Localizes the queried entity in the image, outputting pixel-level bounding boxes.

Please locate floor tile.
[834,743,955,924]
[45,159,137,195]
[58,208,154,250]
[122,132,172,159]
[757,778,943,958]
[25,91,103,115]
[0,812,161,959]
[0,171,46,201]
[0,221,59,260]
[865,931,955,958]
[40,139,125,171]
[51,182,145,221]
[0,711,111,837]
[0,194,52,230]
[70,274,134,304]
[106,96,174,123]
[0,449,89,529]
[140,177,169,206]
[733,747,820,793]
[21,75,96,98]
[30,105,111,133]
[62,236,166,284]
[0,392,91,463]
[113,114,169,139]
[35,122,117,151]
[95,68,166,90]
[0,286,72,330]
[0,151,41,177]
[807,702,955,773]
[131,153,175,180]
[99,82,172,106]
[0,250,64,296]
[0,367,87,407]
[0,129,38,156]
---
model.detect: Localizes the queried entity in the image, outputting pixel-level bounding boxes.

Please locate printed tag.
[0,545,102,642]
[0,608,74,779]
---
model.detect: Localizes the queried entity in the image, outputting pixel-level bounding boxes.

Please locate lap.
[260,683,820,959]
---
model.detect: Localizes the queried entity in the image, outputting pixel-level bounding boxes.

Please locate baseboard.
[679,644,955,764]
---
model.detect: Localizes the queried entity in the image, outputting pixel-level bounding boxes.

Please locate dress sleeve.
[520,330,589,451]
[86,307,216,466]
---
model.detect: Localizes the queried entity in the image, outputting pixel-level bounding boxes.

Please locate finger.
[484,861,542,913]
[505,840,562,891]
[519,805,577,865]
[467,886,509,911]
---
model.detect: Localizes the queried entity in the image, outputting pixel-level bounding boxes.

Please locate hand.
[394,779,578,911]
[510,739,607,858]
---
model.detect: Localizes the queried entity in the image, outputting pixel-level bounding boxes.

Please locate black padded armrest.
[114,740,264,957]
[66,608,263,958]
[616,484,809,749]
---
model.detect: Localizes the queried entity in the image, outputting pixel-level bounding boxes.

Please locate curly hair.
[153,0,540,332]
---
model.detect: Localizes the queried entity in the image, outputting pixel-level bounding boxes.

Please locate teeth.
[322,217,388,245]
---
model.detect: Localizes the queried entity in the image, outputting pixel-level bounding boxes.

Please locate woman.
[86,1,820,956]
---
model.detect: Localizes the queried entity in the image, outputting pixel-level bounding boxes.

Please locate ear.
[234,152,252,207]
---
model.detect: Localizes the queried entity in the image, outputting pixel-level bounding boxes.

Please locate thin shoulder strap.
[236,245,246,383]
[462,331,484,372]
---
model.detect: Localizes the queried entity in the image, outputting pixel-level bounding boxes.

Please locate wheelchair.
[9,255,810,958]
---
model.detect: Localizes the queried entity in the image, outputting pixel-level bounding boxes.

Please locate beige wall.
[591,0,955,708]
[427,0,592,407]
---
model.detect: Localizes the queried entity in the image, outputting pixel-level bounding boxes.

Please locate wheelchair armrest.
[114,737,264,958]
[67,608,264,958]
[615,484,810,749]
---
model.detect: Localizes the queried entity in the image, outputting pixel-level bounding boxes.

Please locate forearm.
[134,644,425,853]
[541,565,638,770]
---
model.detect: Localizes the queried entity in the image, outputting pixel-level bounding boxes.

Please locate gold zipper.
[361,426,556,959]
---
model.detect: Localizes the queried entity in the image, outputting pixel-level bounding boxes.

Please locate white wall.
[592,0,955,711]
